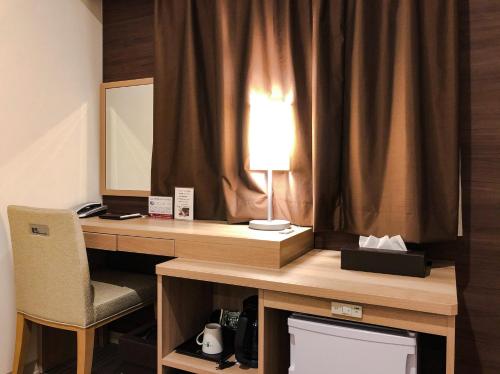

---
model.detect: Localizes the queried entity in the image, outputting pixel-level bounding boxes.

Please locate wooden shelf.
[162,352,257,374]
[157,250,458,316]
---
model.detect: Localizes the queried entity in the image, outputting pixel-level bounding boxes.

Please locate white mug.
[196,323,223,355]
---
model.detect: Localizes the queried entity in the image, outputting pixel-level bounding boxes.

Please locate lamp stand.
[249,169,291,231]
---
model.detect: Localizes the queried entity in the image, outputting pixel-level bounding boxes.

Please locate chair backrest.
[8,206,93,327]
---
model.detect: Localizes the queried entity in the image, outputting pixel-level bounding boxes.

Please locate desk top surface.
[156,249,458,316]
[81,216,311,249]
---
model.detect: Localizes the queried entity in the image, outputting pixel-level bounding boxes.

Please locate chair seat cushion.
[90,270,155,323]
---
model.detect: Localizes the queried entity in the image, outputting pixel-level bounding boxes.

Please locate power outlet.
[331,301,363,319]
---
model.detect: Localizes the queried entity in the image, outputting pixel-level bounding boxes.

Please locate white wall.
[0,1,102,371]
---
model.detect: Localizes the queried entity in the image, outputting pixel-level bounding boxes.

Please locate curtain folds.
[152,0,315,225]
[339,0,459,242]
[152,0,459,243]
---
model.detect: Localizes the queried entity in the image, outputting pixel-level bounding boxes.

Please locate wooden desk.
[81,216,313,268]
[31,218,310,372]
[156,250,458,374]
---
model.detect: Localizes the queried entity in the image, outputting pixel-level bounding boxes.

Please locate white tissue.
[359,235,407,251]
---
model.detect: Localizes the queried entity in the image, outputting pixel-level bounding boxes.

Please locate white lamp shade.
[248,94,294,171]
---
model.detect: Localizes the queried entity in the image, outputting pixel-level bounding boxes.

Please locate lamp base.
[249,219,290,231]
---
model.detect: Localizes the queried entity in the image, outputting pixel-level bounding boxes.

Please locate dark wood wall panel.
[103,0,154,82]
[103,195,149,215]
[452,1,500,372]
[102,1,500,372]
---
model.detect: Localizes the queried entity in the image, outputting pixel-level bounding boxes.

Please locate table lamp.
[248,93,294,231]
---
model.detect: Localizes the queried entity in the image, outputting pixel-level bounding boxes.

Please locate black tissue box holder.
[340,246,431,278]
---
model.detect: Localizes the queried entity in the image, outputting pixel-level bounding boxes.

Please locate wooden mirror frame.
[100,78,154,197]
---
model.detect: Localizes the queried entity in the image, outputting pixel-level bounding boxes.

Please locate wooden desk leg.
[259,291,291,374]
[258,290,265,374]
[157,275,164,374]
[446,317,456,374]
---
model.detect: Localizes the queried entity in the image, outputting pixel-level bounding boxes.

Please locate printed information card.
[148,196,173,219]
[174,187,194,220]
[175,187,194,220]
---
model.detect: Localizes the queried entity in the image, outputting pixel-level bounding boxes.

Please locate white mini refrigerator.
[288,314,418,374]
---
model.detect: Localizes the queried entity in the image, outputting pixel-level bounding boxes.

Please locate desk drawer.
[84,232,117,251]
[262,290,449,336]
[117,236,175,256]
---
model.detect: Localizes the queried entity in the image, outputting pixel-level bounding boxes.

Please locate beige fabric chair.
[8,206,155,374]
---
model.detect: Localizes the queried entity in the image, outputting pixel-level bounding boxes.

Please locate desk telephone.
[74,202,108,218]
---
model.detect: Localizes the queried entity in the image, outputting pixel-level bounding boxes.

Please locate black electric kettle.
[235,295,258,368]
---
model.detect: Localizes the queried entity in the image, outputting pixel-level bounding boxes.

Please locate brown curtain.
[152,0,316,225]
[312,0,346,232]
[152,0,459,243]
[334,0,460,242]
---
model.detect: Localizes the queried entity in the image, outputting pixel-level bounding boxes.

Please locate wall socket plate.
[331,301,363,318]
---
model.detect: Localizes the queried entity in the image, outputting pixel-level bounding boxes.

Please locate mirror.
[100,78,153,196]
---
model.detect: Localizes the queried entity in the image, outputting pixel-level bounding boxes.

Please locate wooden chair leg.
[12,313,30,374]
[76,328,95,374]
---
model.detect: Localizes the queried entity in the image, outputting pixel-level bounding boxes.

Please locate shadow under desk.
[156,249,458,374]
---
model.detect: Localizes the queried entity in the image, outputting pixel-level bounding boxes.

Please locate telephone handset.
[74,202,108,218]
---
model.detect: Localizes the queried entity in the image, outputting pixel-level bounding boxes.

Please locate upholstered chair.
[8,206,155,374]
